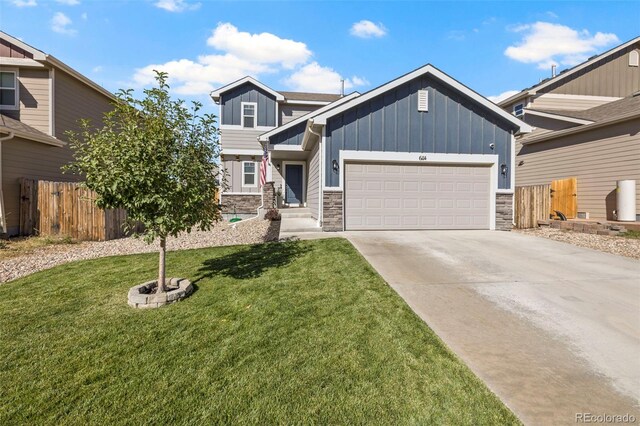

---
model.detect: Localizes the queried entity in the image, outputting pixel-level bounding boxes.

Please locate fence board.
[515,184,551,229]
[19,179,131,241]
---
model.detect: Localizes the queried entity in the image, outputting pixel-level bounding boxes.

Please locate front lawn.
[0,238,518,425]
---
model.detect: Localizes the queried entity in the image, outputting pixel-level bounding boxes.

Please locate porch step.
[280,207,312,219]
[279,217,320,234]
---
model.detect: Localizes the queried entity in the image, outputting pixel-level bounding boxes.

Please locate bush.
[265,209,281,221]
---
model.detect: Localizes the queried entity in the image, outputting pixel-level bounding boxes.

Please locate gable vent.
[417,90,428,112]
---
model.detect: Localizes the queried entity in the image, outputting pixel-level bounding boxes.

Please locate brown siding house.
[0,31,114,235]
[500,37,640,221]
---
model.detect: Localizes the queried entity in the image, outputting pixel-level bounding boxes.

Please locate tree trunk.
[157,237,167,293]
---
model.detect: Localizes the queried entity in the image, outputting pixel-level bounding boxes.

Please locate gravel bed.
[0,219,280,283]
[515,227,640,260]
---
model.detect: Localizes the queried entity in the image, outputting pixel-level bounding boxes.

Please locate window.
[629,50,639,67]
[513,103,524,117]
[242,102,257,128]
[242,161,257,187]
[0,71,17,110]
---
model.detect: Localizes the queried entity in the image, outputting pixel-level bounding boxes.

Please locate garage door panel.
[345,163,491,230]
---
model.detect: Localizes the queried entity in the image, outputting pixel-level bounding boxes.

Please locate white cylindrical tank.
[616,180,637,221]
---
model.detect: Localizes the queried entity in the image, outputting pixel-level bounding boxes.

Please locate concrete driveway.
[346,230,640,425]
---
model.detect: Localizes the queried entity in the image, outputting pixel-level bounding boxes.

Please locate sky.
[2,0,638,114]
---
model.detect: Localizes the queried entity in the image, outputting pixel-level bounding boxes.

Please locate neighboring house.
[0,32,115,235]
[213,65,531,231]
[499,36,640,220]
[211,77,341,215]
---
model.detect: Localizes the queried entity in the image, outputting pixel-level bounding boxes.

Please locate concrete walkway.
[345,230,640,425]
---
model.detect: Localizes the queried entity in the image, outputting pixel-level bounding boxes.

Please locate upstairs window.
[513,103,524,117]
[242,102,257,128]
[242,161,257,187]
[0,71,17,110]
[629,50,639,67]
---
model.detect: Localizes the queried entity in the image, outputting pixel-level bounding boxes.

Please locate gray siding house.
[251,64,531,231]
[211,77,341,215]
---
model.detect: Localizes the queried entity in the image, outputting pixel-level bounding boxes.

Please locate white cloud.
[284,62,369,93]
[350,20,387,38]
[487,90,520,103]
[55,0,80,5]
[154,0,200,12]
[132,23,367,96]
[207,23,311,69]
[81,12,87,20]
[12,0,37,6]
[133,55,271,95]
[505,22,618,69]
[51,12,77,35]
[92,66,103,73]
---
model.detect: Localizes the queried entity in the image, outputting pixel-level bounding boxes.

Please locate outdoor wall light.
[501,163,508,176]
[489,143,495,150]
[276,163,281,171]
[518,160,525,166]
[332,159,339,173]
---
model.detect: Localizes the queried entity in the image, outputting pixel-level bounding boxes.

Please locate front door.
[285,164,304,205]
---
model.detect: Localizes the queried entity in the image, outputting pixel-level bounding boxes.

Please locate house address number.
[418,155,427,161]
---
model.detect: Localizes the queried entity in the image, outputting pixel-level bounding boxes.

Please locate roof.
[0,31,115,101]
[499,36,640,107]
[210,76,284,103]
[211,77,343,105]
[528,94,640,123]
[258,92,361,142]
[312,63,532,134]
[0,113,65,147]
[520,94,640,145]
[279,91,341,103]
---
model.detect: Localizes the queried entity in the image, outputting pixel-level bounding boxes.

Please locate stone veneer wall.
[495,193,514,231]
[322,191,343,231]
[221,193,262,214]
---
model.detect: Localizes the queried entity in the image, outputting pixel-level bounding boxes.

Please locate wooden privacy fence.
[551,177,578,219]
[514,184,551,229]
[20,179,132,241]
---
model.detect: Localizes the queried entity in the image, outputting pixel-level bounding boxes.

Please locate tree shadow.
[193,240,309,282]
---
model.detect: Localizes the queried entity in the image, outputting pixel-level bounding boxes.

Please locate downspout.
[0,132,15,234]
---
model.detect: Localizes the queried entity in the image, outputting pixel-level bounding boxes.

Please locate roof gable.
[211,76,284,103]
[313,64,532,133]
[499,36,640,106]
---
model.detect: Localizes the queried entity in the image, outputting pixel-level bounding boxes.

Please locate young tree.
[66,71,221,292]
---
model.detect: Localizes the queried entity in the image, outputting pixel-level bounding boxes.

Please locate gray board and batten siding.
[324,75,518,189]
[270,121,308,146]
[221,82,277,127]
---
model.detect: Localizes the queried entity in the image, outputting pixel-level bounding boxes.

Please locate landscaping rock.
[0,219,281,283]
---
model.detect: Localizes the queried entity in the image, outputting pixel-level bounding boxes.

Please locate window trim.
[242,161,258,188]
[241,101,257,129]
[512,103,524,117]
[629,50,639,67]
[0,69,19,111]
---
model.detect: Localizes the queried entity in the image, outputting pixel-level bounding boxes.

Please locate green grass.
[619,230,640,239]
[0,239,518,425]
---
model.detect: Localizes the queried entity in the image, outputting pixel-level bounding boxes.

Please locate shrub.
[265,209,281,221]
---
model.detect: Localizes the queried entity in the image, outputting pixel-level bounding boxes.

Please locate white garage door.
[344,163,491,230]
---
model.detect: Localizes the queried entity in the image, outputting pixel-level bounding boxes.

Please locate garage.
[344,163,491,230]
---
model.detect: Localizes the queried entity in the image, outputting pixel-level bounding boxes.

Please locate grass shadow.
[194,240,309,282]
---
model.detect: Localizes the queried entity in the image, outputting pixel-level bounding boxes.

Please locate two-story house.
[213,65,531,232]
[0,32,115,236]
[499,36,640,220]
[211,77,342,216]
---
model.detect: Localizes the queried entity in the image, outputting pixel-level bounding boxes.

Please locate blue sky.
[2,0,638,113]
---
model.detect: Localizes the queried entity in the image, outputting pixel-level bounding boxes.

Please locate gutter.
[0,127,65,147]
[522,111,640,145]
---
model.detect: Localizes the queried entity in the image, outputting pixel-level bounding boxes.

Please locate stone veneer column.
[495,193,514,231]
[322,191,343,231]
[262,181,275,210]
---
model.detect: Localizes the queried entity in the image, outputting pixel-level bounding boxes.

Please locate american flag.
[260,147,268,187]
